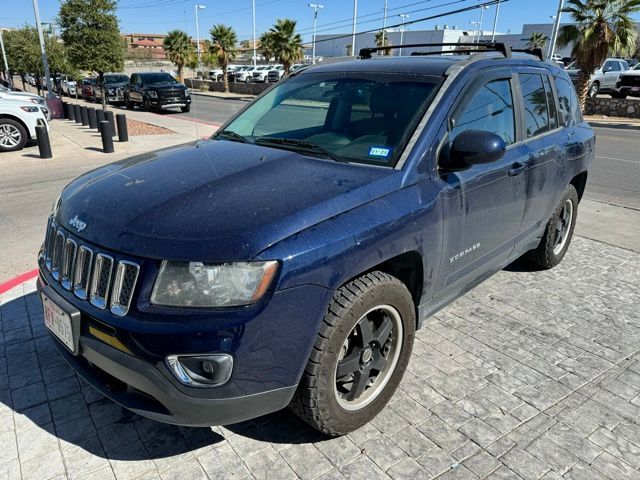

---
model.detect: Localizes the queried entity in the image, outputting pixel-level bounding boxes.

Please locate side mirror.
[603,66,612,73]
[441,130,507,171]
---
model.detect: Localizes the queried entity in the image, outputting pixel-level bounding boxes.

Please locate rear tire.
[523,185,579,270]
[0,119,28,152]
[290,271,415,436]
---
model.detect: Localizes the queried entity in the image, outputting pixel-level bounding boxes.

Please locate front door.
[435,70,528,294]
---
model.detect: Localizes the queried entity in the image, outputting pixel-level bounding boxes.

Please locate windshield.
[141,73,176,85]
[220,72,440,167]
[634,64,640,70]
[0,85,10,92]
[105,74,128,83]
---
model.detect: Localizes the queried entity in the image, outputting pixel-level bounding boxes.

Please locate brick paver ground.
[1,236,639,480]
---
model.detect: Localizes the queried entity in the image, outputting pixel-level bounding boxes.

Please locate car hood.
[0,91,41,100]
[105,81,128,88]
[57,140,398,262]
[146,83,185,89]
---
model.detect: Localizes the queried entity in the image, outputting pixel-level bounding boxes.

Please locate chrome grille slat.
[73,246,93,300]
[50,231,65,280]
[110,261,140,316]
[89,254,114,310]
[45,220,57,270]
[60,238,77,290]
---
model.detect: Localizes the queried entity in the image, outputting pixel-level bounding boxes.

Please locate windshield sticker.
[368,146,392,158]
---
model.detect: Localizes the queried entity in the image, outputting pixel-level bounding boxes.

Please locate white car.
[208,68,223,81]
[60,75,77,96]
[252,66,271,82]
[0,99,49,152]
[0,85,46,106]
[234,66,257,83]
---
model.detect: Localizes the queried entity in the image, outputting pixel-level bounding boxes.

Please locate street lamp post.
[252,0,257,66]
[548,0,564,60]
[195,4,206,75]
[490,0,501,42]
[32,0,53,97]
[308,3,324,65]
[381,0,388,46]
[0,28,11,88]
[398,13,409,56]
[477,6,489,43]
[351,0,358,57]
[469,21,479,43]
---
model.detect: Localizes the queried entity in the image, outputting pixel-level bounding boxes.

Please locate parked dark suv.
[38,43,594,435]
[94,73,129,105]
[124,72,191,112]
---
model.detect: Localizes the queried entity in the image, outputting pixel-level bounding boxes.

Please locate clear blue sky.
[3,0,638,43]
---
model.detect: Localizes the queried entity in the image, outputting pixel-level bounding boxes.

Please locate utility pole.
[548,0,564,60]
[491,0,501,42]
[32,0,53,97]
[195,4,206,75]
[469,21,479,43]
[351,0,358,57]
[308,4,323,64]
[381,0,388,46]
[398,14,409,56]
[252,0,257,66]
[0,28,11,88]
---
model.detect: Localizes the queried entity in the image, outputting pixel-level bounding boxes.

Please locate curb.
[0,269,39,295]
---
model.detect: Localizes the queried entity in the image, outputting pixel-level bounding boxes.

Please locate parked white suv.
[234,66,256,83]
[567,58,630,97]
[0,99,49,152]
[0,85,46,106]
[60,75,77,96]
[252,66,271,82]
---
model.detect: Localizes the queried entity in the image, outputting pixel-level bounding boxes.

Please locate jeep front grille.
[43,217,140,316]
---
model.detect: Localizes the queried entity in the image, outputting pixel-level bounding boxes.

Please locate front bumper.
[37,234,332,426]
[149,96,192,109]
[617,86,640,96]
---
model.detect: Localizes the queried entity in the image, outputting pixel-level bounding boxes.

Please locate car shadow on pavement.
[2,292,323,463]
[588,121,640,131]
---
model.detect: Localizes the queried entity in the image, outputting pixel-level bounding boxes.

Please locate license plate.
[42,293,75,352]
[632,87,640,92]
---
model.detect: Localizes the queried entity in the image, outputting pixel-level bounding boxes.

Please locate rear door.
[516,69,567,245]
[435,69,529,292]
[603,60,621,90]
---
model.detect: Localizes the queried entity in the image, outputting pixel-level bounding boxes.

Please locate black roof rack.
[359,42,512,60]
[512,47,544,61]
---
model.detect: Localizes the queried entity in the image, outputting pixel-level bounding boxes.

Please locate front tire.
[523,184,579,270]
[181,105,191,113]
[588,82,600,98]
[290,271,415,436]
[0,119,28,152]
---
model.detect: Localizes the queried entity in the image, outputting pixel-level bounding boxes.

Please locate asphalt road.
[149,93,248,126]
[584,124,640,210]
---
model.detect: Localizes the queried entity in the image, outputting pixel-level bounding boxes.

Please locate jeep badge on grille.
[69,215,87,232]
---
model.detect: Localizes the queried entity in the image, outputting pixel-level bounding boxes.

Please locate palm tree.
[558,0,640,109]
[209,24,238,93]
[526,31,548,50]
[268,19,304,73]
[375,30,391,55]
[259,32,276,62]
[163,30,195,82]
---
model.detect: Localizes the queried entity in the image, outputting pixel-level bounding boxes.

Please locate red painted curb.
[0,269,39,295]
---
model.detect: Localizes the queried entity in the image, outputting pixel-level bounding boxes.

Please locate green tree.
[259,31,276,62]
[268,19,304,73]
[59,0,124,109]
[374,30,391,55]
[558,0,640,109]
[209,24,237,92]
[163,30,194,81]
[526,31,549,50]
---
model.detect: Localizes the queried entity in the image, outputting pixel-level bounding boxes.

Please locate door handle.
[508,162,526,176]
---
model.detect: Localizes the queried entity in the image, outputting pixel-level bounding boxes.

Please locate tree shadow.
[1,292,322,465]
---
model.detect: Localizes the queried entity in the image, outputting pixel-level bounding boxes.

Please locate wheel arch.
[570,171,588,201]
[0,114,31,139]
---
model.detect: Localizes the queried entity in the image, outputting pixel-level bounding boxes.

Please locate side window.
[450,78,515,145]
[542,75,558,130]
[519,73,550,138]
[621,61,630,71]
[555,77,573,126]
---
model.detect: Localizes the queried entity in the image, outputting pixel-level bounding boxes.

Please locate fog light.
[166,354,233,387]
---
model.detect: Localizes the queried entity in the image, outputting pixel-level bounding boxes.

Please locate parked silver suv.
[567,58,630,97]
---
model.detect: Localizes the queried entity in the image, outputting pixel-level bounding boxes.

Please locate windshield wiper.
[213,130,251,144]
[254,137,345,162]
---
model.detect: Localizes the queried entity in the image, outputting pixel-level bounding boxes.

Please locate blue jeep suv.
[38,43,594,435]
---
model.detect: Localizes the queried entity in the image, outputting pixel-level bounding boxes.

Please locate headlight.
[29,98,43,104]
[148,90,158,98]
[20,106,39,112]
[151,260,278,308]
[185,88,190,96]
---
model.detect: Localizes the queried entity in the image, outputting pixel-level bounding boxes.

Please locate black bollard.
[99,121,114,153]
[67,103,75,121]
[104,110,116,136]
[73,104,81,124]
[80,106,89,126]
[61,101,68,119]
[96,108,105,130]
[116,114,128,142]
[88,108,97,129]
[35,125,52,159]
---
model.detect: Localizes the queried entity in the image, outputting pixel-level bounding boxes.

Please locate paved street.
[1,236,640,479]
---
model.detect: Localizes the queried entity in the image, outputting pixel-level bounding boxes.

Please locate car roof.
[298,53,559,77]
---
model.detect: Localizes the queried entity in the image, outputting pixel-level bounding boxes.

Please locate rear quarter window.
[555,76,582,126]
